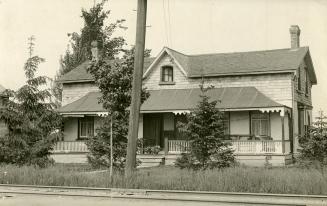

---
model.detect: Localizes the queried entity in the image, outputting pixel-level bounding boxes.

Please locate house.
[0,84,9,136]
[55,25,317,166]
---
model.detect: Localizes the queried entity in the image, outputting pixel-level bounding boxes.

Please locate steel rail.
[0,184,326,205]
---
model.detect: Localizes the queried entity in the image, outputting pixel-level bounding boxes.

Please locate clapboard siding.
[143,53,294,108]
[62,82,99,106]
[294,60,312,106]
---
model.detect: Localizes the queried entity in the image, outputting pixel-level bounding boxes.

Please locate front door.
[143,114,163,147]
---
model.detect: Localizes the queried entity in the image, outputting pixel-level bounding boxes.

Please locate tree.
[298,110,327,172]
[0,36,61,167]
[86,48,150,169]
[52,0,126,103]
[175,82,235,170]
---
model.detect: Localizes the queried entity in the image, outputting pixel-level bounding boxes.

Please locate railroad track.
[0,184,326,205]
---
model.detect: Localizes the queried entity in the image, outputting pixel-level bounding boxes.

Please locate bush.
[86,116,127,170]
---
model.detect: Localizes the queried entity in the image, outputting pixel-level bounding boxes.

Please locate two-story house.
[55,25,317,166]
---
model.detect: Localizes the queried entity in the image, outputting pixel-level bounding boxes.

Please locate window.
[298,68,301,91]
[304,67,309,94]
[222,112,230,135]
[251,113,269,137]
[79,117,94,139]
[161,66,173,82]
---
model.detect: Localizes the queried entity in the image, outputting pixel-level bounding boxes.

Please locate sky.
[0,0,327,117]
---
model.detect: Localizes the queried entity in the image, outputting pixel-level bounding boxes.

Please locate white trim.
[61,111,108,116]
[143,47,187,78]
[259,107,291,117]
[140,107,291,114]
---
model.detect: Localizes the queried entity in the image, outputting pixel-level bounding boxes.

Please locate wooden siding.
[143,53,294,108]
[294,60,312,106]
[62,82,99,106]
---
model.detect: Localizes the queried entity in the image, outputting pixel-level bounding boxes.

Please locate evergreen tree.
[0,36,61,167]
[175,82,235,170]
[52,0,125,103]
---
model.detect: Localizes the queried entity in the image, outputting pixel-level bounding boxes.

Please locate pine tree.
[175,82,235,170]
[0,36,61,167]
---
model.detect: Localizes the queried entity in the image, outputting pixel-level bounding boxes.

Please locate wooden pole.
[125,0,147,177]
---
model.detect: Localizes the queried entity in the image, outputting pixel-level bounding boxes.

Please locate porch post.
[281,110,285,154]
[164,136,168,155]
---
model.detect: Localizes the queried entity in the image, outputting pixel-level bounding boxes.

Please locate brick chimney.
[91,41,99,61]
[289,25,301,49]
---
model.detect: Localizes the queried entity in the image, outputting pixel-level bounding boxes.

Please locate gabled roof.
[57,58,156,83]
[140,87,284,112]
[143,47,317,84]
[58,46,317,85]
[58,92,105,114]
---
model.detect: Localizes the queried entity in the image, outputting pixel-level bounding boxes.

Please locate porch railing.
[168,140,189,152]
[230,140,283,154]
[167,140,288,154]
[53,141,88,153]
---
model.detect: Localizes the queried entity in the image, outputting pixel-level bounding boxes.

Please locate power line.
[167,0,172,47]
[162,0,169,47]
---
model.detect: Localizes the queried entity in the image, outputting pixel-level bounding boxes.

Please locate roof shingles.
[140,87,283,112]
[58,47,314,83]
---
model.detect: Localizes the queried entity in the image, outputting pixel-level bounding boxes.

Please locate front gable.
[143,49,189,89]
[143,48,188,78]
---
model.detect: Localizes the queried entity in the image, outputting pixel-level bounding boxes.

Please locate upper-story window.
[304,67,309,95]
[298,67,301,91]
[161,66,174,82]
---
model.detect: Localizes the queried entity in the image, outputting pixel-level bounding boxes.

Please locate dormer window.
[160,66,174,84]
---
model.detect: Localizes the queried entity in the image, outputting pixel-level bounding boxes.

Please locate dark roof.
[57,57,156,83]
[58,92,105,114]
[57,46,317,84]
[57,61,94,83]
[140,87,283,112]
[146,47,317,84]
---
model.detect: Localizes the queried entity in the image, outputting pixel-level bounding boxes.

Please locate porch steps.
[137,155,165,168]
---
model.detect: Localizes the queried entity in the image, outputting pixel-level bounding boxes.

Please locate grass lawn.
[0,164,326,195]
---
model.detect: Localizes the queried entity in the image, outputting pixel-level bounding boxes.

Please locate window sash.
[222,113,230,135]
[162,67,173,82]
[79,119,94,139]
[251,113,269,137]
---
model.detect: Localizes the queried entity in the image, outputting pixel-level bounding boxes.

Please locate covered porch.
[138,109,292,156]
[138,87,293,159]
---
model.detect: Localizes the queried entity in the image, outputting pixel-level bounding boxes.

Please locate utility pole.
[125,0,147,177]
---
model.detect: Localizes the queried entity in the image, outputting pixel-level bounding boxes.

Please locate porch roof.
[140,87,284,113]
[58,92,106,115]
